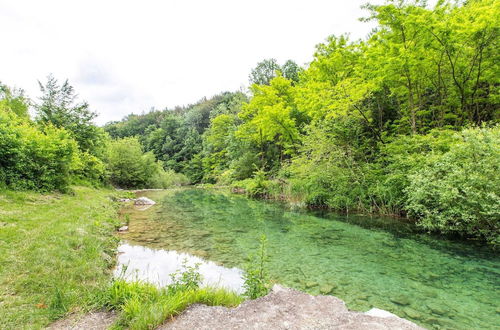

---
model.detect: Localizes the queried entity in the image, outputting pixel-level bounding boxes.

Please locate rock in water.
[118,226,128,232]
[134,197,156,205]
[319,284,335,295]
[365,308,400,318]
[390,294,411,306]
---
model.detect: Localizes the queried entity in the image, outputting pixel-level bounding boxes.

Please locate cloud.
[0,0,400,125]
[76,59,113,86]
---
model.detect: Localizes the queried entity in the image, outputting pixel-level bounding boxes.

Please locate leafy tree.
[238,76,305,164]
[36,75,106,157]
[249,59,281,86]
[0,83,30,118]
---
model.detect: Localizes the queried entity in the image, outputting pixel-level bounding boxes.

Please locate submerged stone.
[305,281,318,289]
[403,307,423,320]
[390,295,411,306]
[426,303,448,316]
[319,284,335,295]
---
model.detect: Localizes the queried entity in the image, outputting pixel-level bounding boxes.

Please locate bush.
[0,110,79,191]
[232,169,272,197]
[107,137,189,189]
[405,126,500,244]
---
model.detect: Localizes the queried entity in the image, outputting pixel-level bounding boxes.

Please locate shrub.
[107,137,189,189]
[0,110,79,191]
[405,126,500,244]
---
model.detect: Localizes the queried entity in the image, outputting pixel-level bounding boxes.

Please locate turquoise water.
[122,188,500,329]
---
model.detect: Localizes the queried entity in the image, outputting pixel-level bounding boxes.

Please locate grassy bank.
[103,280,242,329]
[0,186,121,329]
[0,186,244,329]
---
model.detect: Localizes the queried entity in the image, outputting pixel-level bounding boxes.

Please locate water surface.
[120,188,500,329]
[114,243,244,292]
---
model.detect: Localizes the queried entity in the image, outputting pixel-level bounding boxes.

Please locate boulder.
[134,197,156,205]
[160,285,423,330]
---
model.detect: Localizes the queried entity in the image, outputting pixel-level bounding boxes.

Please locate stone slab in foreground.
[161,285,422,330]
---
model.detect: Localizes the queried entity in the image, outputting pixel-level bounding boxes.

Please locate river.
[116,188,499,329]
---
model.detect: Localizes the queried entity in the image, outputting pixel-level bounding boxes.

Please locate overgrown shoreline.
[0,186,244,329]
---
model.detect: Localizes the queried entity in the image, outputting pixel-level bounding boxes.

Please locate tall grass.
[101,280,242,329]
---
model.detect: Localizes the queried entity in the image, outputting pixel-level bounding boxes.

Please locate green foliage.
[405,126,500,244]
[168,261,203,293]
[5,0,497,243]
[243,235,270,299]
[36,75,107,158]
[249,58,302,85]
[232,169,272,198]
[107,137,189,189]
[0,83,30,118]
[0,109,79,191]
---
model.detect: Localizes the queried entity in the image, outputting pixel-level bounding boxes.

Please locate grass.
[102,280,243,329]
[0,186,244,329]
[0,186,121,329]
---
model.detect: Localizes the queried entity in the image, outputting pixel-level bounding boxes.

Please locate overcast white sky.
[0,0,384,125]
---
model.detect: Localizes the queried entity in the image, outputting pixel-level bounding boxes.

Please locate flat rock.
[160,285,422,330]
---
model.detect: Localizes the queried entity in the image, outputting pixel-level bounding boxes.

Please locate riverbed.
[117,188,499,329]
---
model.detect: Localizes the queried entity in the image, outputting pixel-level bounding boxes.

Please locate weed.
[243,234,270,299]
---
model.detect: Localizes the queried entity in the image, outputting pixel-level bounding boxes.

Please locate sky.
[0,0,383,125]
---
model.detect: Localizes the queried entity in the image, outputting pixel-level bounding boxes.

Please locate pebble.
[118,226,128,232]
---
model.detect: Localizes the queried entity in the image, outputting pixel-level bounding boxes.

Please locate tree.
[281,60,301,83]
[249,59,281,85]
[36,75,106,156]
[0,83,30,118]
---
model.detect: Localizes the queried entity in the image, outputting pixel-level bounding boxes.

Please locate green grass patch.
[0,186,122,329]
[101,280,243,330]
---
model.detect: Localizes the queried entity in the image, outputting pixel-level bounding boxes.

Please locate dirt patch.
[160,285,422,330]
[47,311,117,330]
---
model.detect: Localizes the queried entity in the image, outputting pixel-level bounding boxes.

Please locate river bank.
[0,187,121,328]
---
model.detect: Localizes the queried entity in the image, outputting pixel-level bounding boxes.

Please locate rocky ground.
[160,285,422,330]
[49,285,422,329]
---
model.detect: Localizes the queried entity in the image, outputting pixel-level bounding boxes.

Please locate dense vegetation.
[1,0,498,244]
[0,77,188,191]
[104,0,499,243]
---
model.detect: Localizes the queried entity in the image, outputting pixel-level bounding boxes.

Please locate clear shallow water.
[114,243,244,293]
[120,188,500,329]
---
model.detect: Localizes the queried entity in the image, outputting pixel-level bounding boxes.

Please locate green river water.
[121,188,499,329]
